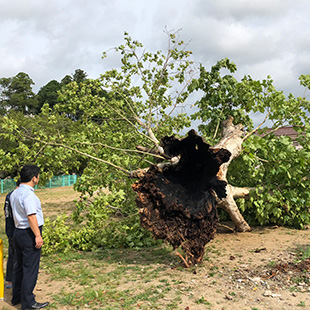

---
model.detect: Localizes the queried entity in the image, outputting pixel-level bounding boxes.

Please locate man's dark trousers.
[6,237,15,282]
[12,227,42,309]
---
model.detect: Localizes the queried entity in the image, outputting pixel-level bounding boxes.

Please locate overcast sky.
[1,0,309,101]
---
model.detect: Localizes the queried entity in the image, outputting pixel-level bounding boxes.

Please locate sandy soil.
[1,187,309,310]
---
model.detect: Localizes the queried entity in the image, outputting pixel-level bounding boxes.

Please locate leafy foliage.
[233,134,310,228]
[0,109,86,179]
[42,184,159,255]
[190,62,310,228]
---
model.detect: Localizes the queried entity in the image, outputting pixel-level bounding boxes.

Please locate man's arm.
[27,214,43,249]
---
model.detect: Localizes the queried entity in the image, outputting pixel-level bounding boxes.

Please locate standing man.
[3,178,21,289]
[10,164,49,310]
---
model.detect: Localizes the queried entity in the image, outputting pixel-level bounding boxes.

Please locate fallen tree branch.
[218,223,236,233]
[243,110,270,141]
[136,145,171,159]
[230,185,253,199]
[72,141,166,160]
[21,133,130,174]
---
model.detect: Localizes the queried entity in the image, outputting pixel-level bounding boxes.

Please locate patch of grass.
[195,296,212,306]
[40,244,189,309]
[53,284,178,310]
[291,275,310,286]
[295,245,310,261]
[171,279,185,284]
[267,260,276,267]
[297,301,306,307]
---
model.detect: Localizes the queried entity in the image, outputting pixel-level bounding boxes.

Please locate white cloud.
[197,0,293,21]
[0,0,309,100]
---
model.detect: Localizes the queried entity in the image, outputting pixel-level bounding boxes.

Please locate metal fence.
[0,175,78,194]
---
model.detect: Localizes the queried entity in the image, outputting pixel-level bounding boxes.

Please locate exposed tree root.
[132,130,231,266]
[175,252,190,268]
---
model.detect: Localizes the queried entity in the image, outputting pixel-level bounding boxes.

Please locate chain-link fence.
[0,175,78,194]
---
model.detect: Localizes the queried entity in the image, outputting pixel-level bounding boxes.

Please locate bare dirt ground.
[1,187,309,310]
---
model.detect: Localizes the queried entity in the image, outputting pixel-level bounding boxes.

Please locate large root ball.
[132,130,231,266]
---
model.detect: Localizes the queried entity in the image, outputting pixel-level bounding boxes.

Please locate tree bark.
[212,116,252,232]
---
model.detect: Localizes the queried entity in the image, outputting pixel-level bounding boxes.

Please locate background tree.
[37,69,88,114]
[0,72,38,114]
[72,69,88,84]
[37,80,62,112]
[61,75,73,85]
[60,69,88,86]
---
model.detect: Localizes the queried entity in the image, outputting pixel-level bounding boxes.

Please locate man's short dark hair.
[20,165,40,183]
[16,178,21,187]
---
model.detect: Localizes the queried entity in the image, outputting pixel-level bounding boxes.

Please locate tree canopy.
[0,72,39,115]
[37,80,62,112]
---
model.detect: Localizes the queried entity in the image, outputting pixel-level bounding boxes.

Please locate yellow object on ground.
[0,239,3,299]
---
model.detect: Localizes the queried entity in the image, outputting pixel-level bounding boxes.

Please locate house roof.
[270,126,299,139]
[262,126,304,148]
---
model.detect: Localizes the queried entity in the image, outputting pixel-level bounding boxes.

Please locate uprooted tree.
[133,129,231,266]
[0,31,309,263]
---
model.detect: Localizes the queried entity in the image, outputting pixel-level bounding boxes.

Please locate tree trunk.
[212,116,252,232]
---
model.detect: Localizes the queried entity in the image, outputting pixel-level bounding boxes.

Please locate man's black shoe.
[24,301,49,309]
